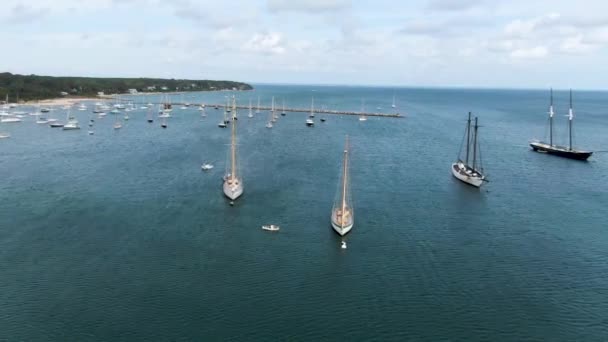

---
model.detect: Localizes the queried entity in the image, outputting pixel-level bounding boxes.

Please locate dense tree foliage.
[0,72,253,101]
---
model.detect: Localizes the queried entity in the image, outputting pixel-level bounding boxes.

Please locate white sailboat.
[248,98,253,118]
[451,112,485,187]
[63,108,80,130]
[306,97,314,126]
[113,111,122,129]
[266,98,274,128]
[223,96,243,201]
[359,99,367,121]
[331,136,354,236]
[270,96,277,122]
[391,92,396,108]
[281,99,286,116]
[256,96,261,114]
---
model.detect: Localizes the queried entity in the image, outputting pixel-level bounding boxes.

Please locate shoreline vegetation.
[0,72,253,102]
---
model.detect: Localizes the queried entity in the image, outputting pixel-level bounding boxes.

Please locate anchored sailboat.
[306,97,314,126]
[530,89,592,160]
[248,98,253,118]
[281,99,286,116]
[452,112,485,187]
[331,136,354,236]
[271,96,277,123]
[223,96,243,201]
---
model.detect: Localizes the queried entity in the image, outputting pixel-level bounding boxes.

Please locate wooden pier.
[138,102,403,118]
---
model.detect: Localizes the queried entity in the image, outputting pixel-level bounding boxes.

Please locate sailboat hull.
[223,179,243,200]
[331,221,353,236]
[451,163,484,187]
[530,142,592,161]
[331,209,353,236]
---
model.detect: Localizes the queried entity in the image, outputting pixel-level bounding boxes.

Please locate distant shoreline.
[21,89,252,106]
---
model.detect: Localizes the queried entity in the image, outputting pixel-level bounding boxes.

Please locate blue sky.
[2,0,608,89]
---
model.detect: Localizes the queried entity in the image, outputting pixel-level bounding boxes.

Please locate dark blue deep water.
[1,85,607,341]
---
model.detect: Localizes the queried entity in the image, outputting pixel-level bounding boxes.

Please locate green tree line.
[0,72,253,102]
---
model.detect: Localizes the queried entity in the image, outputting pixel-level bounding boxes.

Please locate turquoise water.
[1,85,608,340]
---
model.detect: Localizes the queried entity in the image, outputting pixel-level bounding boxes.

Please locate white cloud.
[426,0,484,12]
[267,0,351,13]
[242,32,287,55]
[560,35,597,54]
[510,46,548,59]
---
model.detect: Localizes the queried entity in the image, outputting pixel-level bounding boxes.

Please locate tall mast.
[549,88,554,146]
[568,89,573,150]
[472,117,478,171]
[465,112,471,164]
[341,136,349,229]
[271,96,274,113]
[230,96,237,180]
[249,98,252,116]
[311,97,314,116]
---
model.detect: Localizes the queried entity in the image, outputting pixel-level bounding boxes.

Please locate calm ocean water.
[1,85,607,341]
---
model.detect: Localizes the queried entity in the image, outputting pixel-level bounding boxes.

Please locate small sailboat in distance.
[248,98,253,118]
[359,99,367,121]
[452,112,485,187]
[331,136,354,236]
[391,92,396,108]
[223,96,243,201]
[281,99,286,116]
[256,96,261,115]
[306,97,314,126]
[530,89,592,160]
[270,97,277,123]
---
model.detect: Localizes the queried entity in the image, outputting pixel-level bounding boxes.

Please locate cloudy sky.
[2,0,608,89]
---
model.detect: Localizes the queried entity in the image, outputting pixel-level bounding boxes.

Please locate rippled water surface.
[1,85,607,340]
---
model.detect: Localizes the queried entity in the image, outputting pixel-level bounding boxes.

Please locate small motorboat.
[359,116,367,121]
[262,225,280,232]
[201,163,214,171]
[306,118,314,126]
[161,123,167,129]
[124,115,129,121]
[88,130,94,135]
[320,118,326,122]
[113,123,122,130]
[147,119,154,123]
[218,122,227,128]
[49,122,64,128]
[341,241,347,249]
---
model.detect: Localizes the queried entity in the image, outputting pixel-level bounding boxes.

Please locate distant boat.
[0,116,21,123]
[391,92,396,108]
[201,163,214,171]
[530,89,592,161]
[331,136,354,236]
[306,97,314,126]
[256,96,261,114]
[281,99,286,116]
[248,98,253,118]
[113,112,122,129]
[452,112,485,187]
[40,107,50,113]
[223,96,243,201]
[161,116,167,129]
[147,106,154,123]
[270,96,277,123]
[266,98,274,128]
[309,97,315,118]
[262,225,280,232]
[78,103,87,111]
[320,118,326,122]
[49,122,64,128]
[359,99,367,121]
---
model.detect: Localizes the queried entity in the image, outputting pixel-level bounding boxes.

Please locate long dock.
[136,102,403,118]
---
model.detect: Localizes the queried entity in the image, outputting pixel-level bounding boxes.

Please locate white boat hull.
[451,162,484,187]
[331,221,353,236]
[223,179,243,200]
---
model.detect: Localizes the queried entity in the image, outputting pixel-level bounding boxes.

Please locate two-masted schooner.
[530,89,593,160]
[331,136,354,235]
[223,96,243,201]
[452,112,485,187]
